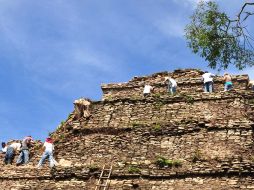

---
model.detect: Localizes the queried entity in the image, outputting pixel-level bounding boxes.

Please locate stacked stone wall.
[1,69,254,189]
[101,69,249,100]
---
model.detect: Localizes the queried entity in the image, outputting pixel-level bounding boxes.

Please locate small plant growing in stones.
[88,164,100,172]
[132,122,142,128]
[155,156,173,168]
[173,160,182,167]
[185,95,194,104]
[128,165,141,174]
[153,124,162,131]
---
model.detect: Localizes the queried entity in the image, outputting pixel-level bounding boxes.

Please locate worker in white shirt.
[165,77,177,95]
[4,142,21,164]
[1,142,7,153]
[37,137,56,168]
[202,71,215,93]
[143,84,153,97]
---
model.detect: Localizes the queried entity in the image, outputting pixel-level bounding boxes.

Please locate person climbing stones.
[223,73,233,91]
[164,77,177,95]
[1,142,7,153]
[202,71,215,93]
[143,84,153,97]
[37,137,56,168]
[16,136,33,166]
[4,142,21,165]
[74,98,91,120]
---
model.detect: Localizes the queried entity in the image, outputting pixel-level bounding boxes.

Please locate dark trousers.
[4,147,14,164]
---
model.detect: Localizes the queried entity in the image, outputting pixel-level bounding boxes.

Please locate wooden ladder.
[95,165,112,190]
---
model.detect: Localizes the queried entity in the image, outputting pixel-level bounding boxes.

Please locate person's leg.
[252,85,254,91]
[7,147,14,164]
[228,84,232,90]
[204,83,208,92]
[37,151,49,167]
[208,82,213,92]
[224,83,227,91]
[4,147,11,164]
[16,151,24,165]
[171,87,176,95]
[48,152,55,168]
[23,150,29,164]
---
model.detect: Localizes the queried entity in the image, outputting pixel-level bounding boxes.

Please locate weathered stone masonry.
[1,69,254,190]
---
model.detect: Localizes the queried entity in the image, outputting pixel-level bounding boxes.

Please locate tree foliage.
[185,1,254,70]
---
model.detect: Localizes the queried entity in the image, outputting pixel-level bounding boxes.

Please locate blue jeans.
[252,86,254,91]
[16,149,29,165]
[38,150,55,168]
[4,147,14,164]
[170,86,176,95]
[224,82,233,91]
[204,82,213,92]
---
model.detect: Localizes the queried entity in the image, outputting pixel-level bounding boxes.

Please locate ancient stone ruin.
[1,68,254,189]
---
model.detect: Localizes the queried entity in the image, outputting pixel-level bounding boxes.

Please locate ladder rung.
[96,184,107,187]
[101,177,110,179]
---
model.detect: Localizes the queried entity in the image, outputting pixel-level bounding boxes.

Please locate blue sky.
[0,0,253,142]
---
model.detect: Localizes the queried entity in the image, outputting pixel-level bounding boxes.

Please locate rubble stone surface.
[1,69,254,189]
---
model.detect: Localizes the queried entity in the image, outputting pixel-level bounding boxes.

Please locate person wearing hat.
[16,136,33,166]
[37,137,56,168]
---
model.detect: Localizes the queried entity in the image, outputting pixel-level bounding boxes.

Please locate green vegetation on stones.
[153,124,162,131]
[128,165,141,174]
[155,156,182,168]
[89,164,100,172]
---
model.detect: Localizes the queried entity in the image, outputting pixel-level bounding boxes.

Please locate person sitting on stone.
[164,77,177,95]
[1,142,7,153]
[4,142,21,165]
[248,80,254,91]
[37,137,56,168]
[16,136,33,166]
[143,84,153,97]
[202,71,215,93]
[223,73,233,91]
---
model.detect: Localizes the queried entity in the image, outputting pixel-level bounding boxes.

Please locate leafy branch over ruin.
[185,1,254,70]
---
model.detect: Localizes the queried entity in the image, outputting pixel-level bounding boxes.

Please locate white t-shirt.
[2,147,7,153]
[44,142,54,152]
[143,85,153,94]
[169,78,177,87]
[10,143,21,151]
[202,73,214,83]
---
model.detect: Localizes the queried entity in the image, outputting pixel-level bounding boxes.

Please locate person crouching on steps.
[37,137,56,168]
[5,142,21,165]
[16,136,33,166]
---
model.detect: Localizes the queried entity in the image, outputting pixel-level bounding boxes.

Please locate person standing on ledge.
[16,136,33,166]
[1,142,7,153]
[202,71,215,93]
[223,73,233,91]
[4,142,21,165]
[164,77,177,95]
[37,137,56,168]
[143,84,153,97]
